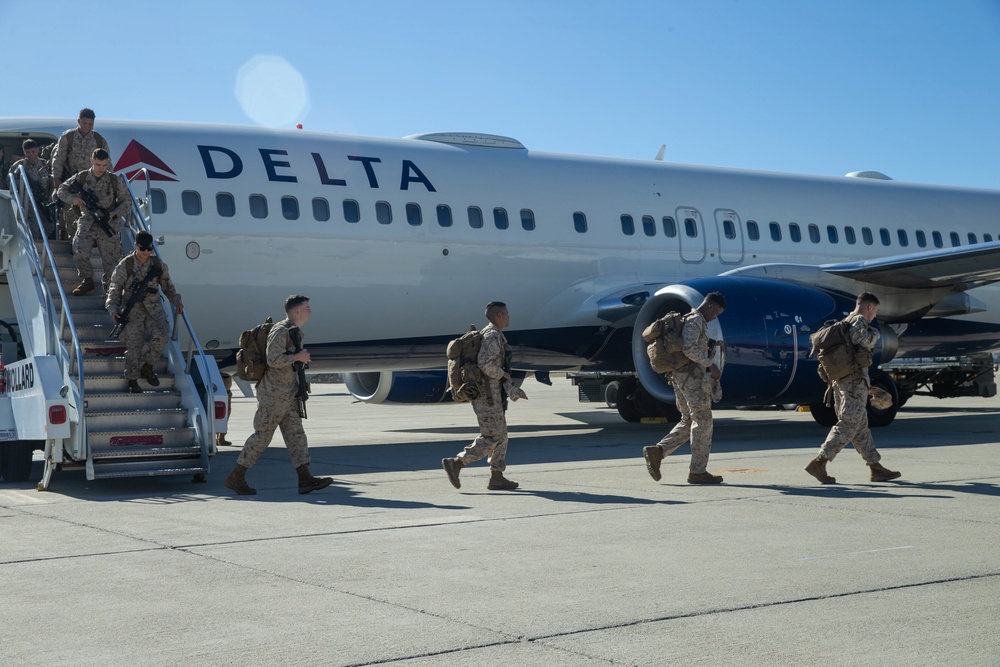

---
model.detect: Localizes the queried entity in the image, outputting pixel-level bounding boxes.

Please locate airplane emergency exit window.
[662,216,677,237]
[216,193,235,218]
[879,228,890,246]
[343,199,360,223]
[808,224,820,243]
[312,198,330,222]
[436,205,453,227]
[845,226,856,244]
[746,220,759,240]
[932,231,943,248]
[468,206,484,228]
[281,196,299,220]
[723,219,736,240]
[406,203,422,226]
[685,218,698,238]
[376,201,392,224]
[915,230,927,247]
[862,227,873,245]
[573,212,588,233]
[769,222,781,241]
[950,232,960,247]
[249,194,267,219]
[789,223,801,243]
[897,230,908,247]
[150,188,167,214]
[493,208,509,230]
[620,215,634,235]
[968,233,978,244]
[182,190,202,216]
[521,209,535,231]
[642,215,656,236]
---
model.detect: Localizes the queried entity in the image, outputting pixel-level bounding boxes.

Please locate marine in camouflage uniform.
[105,232,183,392]
[50,108,110,239]
[442,301,523,491]
[9,139,55,239]
[643,292,727,484]
[56,149,129,295]
[806,292,901,484]
[225,295,333,496]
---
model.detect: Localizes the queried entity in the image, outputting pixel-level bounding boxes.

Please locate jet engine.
[343,370,452,404]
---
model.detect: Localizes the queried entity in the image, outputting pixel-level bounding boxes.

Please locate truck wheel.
[604,381,621,408]
[616,379,642,423]
[0,441,35,483]
[808,401,837,428]
[868,370,899,428]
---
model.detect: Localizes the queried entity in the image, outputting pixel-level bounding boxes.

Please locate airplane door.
[676,207,706,264]
[715,209,744,264]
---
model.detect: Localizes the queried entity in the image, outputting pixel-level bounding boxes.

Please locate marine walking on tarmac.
[442,301,527,491]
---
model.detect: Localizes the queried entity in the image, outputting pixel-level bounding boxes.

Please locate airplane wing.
[821,241,1000,290]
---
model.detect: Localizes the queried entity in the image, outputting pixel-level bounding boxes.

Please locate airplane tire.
[0,441,34,483]
[616,379,642,423]
[808,401,837,428]
[867,370,899,428]
[604,381,620,408]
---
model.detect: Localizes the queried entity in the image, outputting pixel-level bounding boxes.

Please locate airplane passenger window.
[406,203,422,226]
[376,201,392,224]
[879,228,890,246]
[343,199,360,223]
[968,233,978,244]
[723,219,736,240]
[620,215,634,235]
[494,208,509,230]
[897,230,908,247]
[932,231,943,248]
[789,223,801,243]
[662,216,677,237]
[828,225,839,244]
[312,198,330,222]
[950,232,960,247]
[468,206,484,228]
[642,215,656,237]
[216,193,236,218]
[862,227,873,245]
[573,212,588,233]
[685,218,698,238]
[808,224,820,243]
[521,209,535,231]
[769,222,781,241]
[281,196,299,220]
[985,234,993,242]
[845,226,856,244]
[150,189,167,214]
[249,194,267,219]
[182,190,202,216]
[915,230,927,247]
[436,205,453,227]
[746,220,759,241]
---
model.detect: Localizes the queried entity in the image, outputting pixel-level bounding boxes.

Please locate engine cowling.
[633,276,897,407]
[343,370,452,404]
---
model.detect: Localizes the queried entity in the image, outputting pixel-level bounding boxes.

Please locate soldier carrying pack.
[809,318,874,384]
[236,317,275,382]
[642,311,691,373]
[446,325,485,402]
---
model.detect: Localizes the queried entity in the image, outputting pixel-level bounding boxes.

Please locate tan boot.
[216,432,232,447]
[224,464,256,495]
[296,464,333,494]
[643,445,663,481]
[687,471,723,484]
[442,457,465,489]
[805,456,836,484]
[488,470,519,490]
[869,461,901,482]
[72,277,94,295]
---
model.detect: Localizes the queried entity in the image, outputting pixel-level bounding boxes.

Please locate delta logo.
[113,140,179,182]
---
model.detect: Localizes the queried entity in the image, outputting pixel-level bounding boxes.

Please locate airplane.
[3,116,1000,430]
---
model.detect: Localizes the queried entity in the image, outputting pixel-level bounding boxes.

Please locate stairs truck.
[0,163,227,489]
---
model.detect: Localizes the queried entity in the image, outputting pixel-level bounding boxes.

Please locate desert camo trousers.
[655,366,714,474]
[237,396,310,469]
[456,396,508,472]
[121,302,168,380]
[818,374,880,464]
[73,221,121,286]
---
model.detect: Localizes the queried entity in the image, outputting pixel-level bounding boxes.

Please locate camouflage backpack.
[446,326,485,402]
[236,317,275,382]
[642,311,690,373]
[809,319,870,383]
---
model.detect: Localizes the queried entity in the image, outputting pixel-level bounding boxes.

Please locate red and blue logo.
[113,140,178,182]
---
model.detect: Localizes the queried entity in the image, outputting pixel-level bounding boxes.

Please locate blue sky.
[3,0,999,188]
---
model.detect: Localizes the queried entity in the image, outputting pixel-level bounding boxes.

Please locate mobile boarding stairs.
[0,166,227,490]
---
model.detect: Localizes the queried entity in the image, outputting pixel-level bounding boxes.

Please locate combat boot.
[805,456,836,484]
[643,445,663,481]
[296,464,333,494]
[487,470,519,490]
[869,461,901,482]
[140,363,160,387]
[224,464,257,495]
[442,457,464,489]
[72,277,94,296]
[687,471,723,484]
[216,432,233,447]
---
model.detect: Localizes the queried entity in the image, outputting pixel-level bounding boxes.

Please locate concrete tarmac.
[2,380,999,666]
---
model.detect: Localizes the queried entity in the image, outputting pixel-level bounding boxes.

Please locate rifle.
[110,264,163,339]
[67,180,115,237]
[289,327,310,419]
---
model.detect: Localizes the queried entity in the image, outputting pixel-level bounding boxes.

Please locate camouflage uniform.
[818,314,882,464]
[654,311,717,473]
[9,157,54,238]
[237,319,311,470]
[105,253,183,381]
[50,128,109,237]
[456,322,511,471]
[57,169,129,288]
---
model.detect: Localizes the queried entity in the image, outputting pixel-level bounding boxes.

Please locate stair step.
[81,357,167,375]
[91,464,208,480]
[85,409,187,430]
[64,323,117,342]
[89,426,198,449]
[84,391,181,412]
[91,445,200,459]
[84,374,176,392]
